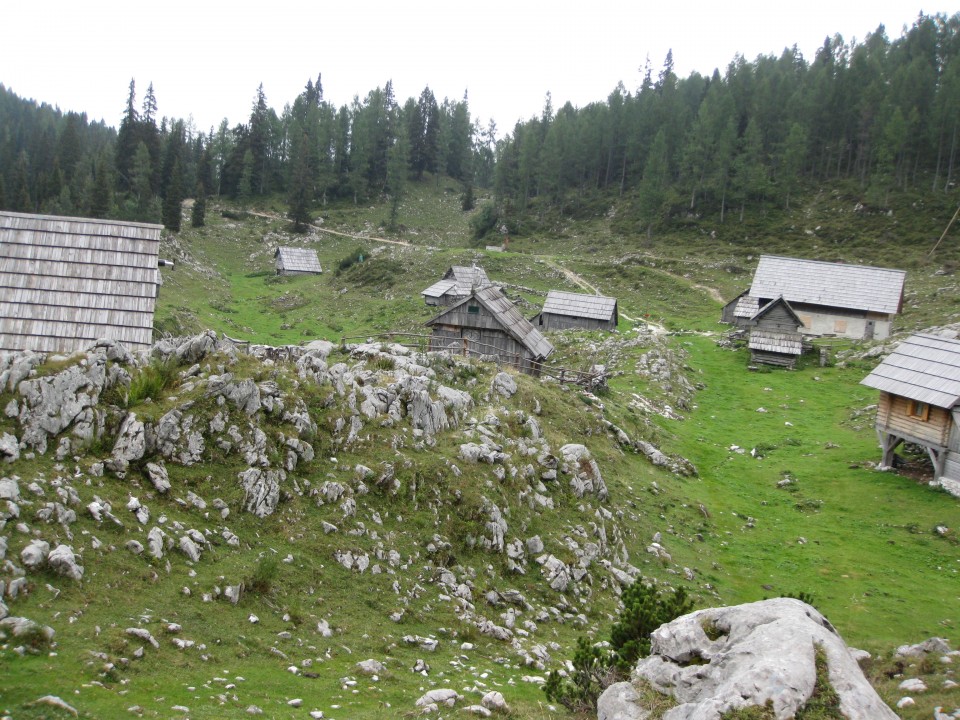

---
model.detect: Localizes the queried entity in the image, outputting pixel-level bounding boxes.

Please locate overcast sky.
[1,1,949,137]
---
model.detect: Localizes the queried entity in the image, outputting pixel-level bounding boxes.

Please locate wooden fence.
[339,332,603,387]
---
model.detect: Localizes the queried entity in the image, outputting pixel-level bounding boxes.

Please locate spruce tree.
[191,184,206,228]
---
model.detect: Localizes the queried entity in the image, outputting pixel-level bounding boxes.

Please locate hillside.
[1,181,959,719]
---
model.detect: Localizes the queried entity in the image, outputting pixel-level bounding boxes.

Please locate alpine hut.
[535,290,618,331]
[421,265,491,307]
[731,255,906,341]
[425,285,554,375]
[746,296,804,368]
[275,246,322,275]
[0,211,163,354]
[860,333,960,495]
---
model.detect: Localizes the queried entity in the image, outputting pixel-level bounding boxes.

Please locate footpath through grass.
[661,336,959,651]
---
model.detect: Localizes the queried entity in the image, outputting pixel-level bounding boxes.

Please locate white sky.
[0,1,949,137]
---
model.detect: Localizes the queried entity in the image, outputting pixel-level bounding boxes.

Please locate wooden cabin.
[721,289,749,325]
[860,333,960,495]
[421,265,491,306]
[739,255,906,341]
[746,296,804,368]
[534,290,618,331]
[275,246,322,275]
[425,285,554,375]
[0,211,162,354]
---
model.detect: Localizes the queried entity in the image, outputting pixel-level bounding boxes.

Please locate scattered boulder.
[628,598,898,719]
[47,544,84,580]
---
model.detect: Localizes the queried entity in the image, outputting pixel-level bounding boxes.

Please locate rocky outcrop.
[603,598,898,720]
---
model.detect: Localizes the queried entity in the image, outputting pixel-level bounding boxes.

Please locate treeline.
[0,75,488,232]
[0,12,957,235]
[493,12,960,234]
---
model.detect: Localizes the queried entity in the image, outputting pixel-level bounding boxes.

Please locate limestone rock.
[491,372,518,398]
[21,539,51,570]
[47,544,84,581]
[633,598,898,719]
[597,681,646,720]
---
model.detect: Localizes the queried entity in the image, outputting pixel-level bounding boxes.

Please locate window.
[833,319,847,333]
[467,305,480,315]
[907,399,930,421]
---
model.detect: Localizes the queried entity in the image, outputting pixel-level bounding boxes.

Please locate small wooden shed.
[535,290,618,331]
[275,246,322,275]
[425,285,554,375]
[861,333,960,494]
[422,265,491,306]
[744,255,906,340]
[747,296,804,368]
[0,211,162,354]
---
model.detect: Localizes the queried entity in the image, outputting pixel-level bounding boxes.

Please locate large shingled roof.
[861,333,960,408]
[275,246,322,273]
[541,290,617,321]
[0,211,162,354]
[750,255,905,315]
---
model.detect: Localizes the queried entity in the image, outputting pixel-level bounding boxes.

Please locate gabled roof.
[750,255,905,315]
[275,246,322,273]
[541,290,617,321]
[426,286,554,359]
[861,333,960,408]
[751,296,803,326]
[0,211,162,354]
[422,265,491,299]
[445,265,490,289]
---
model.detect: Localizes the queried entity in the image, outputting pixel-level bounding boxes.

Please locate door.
[864,319,875,341]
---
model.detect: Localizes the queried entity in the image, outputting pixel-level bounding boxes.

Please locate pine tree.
[162,158,183,231]
[89,158,112,218]
[191,184,206,228]
[287,130,313,232]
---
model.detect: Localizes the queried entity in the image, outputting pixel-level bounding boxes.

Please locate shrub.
[544,582,694,711]
[247,554,279,595]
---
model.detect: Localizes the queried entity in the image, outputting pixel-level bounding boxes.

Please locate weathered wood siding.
[428,299,535,371]
[876,391,951,447]
[749,349,796,367]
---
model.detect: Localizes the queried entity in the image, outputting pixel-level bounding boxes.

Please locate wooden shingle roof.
[734,295,760,318]
[427,286,554,359]
[861,333,960,408]
[275,246,322,273]
[446,265,490,289]
[541,290,617,321]
[422,265,491,300]
[0,211,162,354]
[749,330,803,355]
[750,255,905,315]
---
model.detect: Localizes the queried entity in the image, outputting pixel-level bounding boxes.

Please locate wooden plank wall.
[877,392,951,447]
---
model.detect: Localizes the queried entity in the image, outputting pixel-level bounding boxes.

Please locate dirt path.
[246,211,411,246]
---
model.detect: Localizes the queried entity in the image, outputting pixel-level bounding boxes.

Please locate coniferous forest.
[1,12,958,236]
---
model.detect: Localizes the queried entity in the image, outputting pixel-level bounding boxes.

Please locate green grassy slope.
[1,178,959,719]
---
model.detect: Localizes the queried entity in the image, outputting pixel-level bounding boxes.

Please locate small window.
[799,314,812,329]
[907,399,930,421]
[833,319,847,333]
[467,305,480,314]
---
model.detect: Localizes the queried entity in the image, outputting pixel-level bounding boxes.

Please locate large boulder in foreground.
[599,597,897,720]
